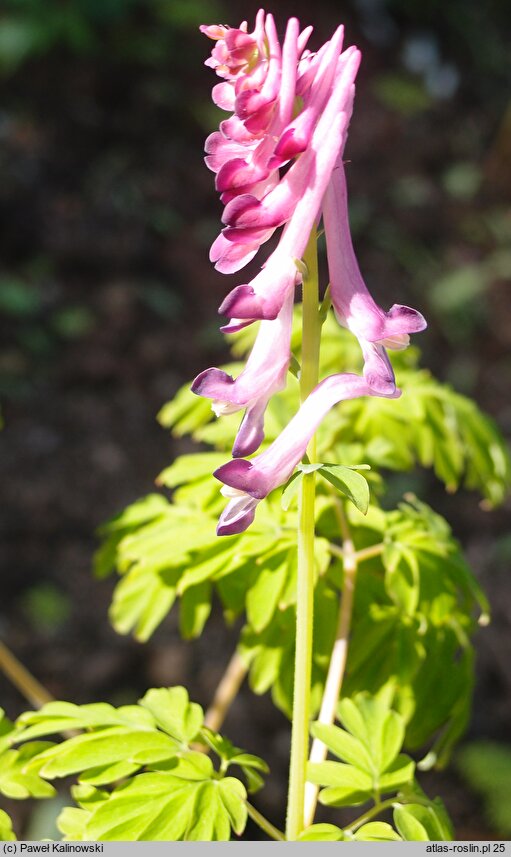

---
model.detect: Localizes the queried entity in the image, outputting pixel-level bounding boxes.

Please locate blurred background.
[0,0,510,840]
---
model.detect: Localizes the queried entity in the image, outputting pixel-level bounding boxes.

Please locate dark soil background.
[0,0,510,841]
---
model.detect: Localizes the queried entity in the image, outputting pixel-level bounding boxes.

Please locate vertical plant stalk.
[303,498,358,826]
[204,651,248,733]
[286,229,321,840]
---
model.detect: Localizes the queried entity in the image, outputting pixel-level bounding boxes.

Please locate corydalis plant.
[2,9,508,846]
[195,9,427,840]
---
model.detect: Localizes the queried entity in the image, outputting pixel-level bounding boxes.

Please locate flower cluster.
[193,10,426,535]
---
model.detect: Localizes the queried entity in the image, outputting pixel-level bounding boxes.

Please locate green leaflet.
[308,695,414,807]
[297,823,344,841]
[139,687,203,744]
[352,822,402,841]
[0,808,16,841]
[200,729,269,794]
[0,742,56,799]
[318,464,370,514]
[393,801,453,841]
[239,579,339,718]
[15,700,156,740]
[24,729,180,780]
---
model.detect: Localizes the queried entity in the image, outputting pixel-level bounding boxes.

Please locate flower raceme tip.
[195,10,427,533]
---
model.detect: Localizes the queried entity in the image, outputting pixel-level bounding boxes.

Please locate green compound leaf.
[318,464,370,514]
[338,695,406,776]
[10,688,262,841]
[338,497,488,762]
[95,485,303,643]
[15,688,204,785]
[0,808,16,841]
[309,695,414,808]
[61,758,247,841]
[297,823,344,841]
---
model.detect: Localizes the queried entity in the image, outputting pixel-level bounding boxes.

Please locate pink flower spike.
[323,158,427,390]
[191,291,294,457]
[215,372,400,535]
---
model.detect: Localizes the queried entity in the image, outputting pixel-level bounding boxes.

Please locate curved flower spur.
[195,9,427,534]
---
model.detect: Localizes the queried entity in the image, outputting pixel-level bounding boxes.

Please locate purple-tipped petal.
[210,232,261,274]
[220,317,256,333]
[214,458,271,499]
[381,304,427,340]
[191,368,235,399]
[232,397,267,457]
[217,493,257,535]
[360,342,396,395]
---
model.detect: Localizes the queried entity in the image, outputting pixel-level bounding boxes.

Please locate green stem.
[246,803,285,841]
[286,229,321,841]
[345,798,397,833]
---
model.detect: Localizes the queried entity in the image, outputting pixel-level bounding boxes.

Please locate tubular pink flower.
[212,17,299,203]
[268,28,347,168]
[214,373,400,535]
[200,10,266,81]
[191,291,294,457]
[234,14,282,133]
[218,50,361,315]
[323,159,427,393]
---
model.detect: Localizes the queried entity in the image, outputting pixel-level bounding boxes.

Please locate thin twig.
[246,802,286,841]
[329,541,384,563]
[344,798,397,833]
[0,639,53,709]
[204,650,248,733]
[303,498,359,827]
